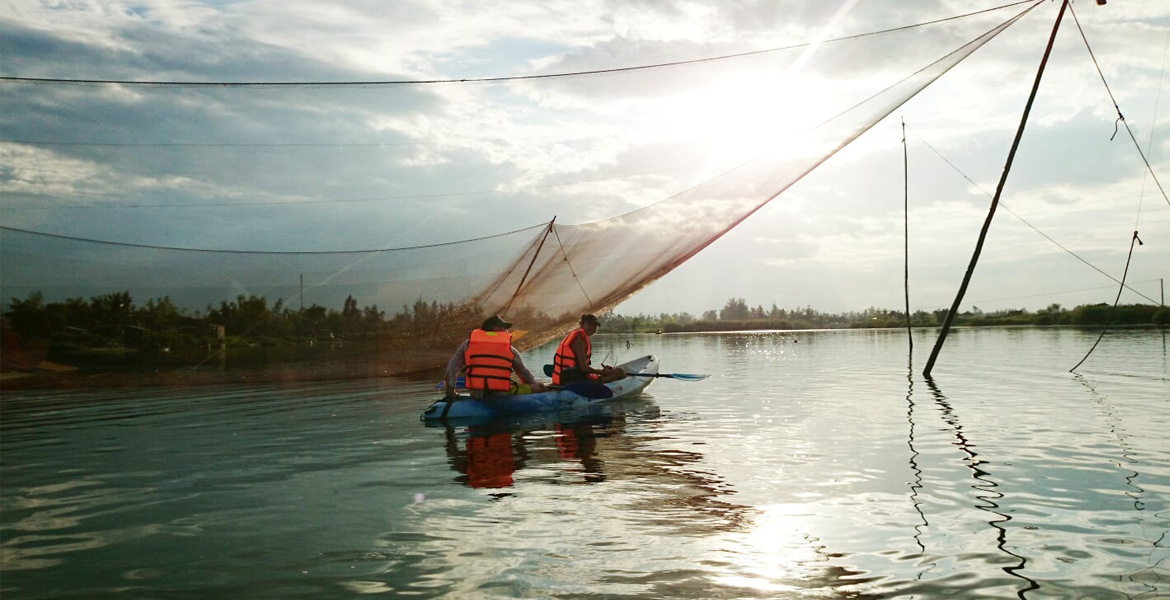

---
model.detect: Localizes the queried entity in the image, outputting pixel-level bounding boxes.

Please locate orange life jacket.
[464,329,514,392]
[551,328,590,385]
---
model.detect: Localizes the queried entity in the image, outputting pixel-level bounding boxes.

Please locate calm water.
[2,328,1168,599]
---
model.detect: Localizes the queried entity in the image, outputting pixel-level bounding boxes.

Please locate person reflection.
[465,432,518,489]
[436,408,760,540]
[554,422,605,482]
[441,416,614,490]
[443,427,526,491]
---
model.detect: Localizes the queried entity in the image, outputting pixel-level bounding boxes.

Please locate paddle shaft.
[542,363,707,381]
[630,372,709,381]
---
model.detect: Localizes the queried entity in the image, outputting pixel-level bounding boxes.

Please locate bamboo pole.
[502,217,556,316]
[903,117,913,352]
[923,0,1069,378]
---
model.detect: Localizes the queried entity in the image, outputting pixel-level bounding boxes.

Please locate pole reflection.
[925,378,1039,598]
[1075,373,1157,599]
[905,357,928,557]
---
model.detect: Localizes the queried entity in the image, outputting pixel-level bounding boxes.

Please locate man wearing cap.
[444,316,544,399]
[551,314,626,385]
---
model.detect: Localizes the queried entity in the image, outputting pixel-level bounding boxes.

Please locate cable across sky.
[0,0,1038,87]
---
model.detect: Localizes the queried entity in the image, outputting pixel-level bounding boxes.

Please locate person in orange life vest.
[444,315,545,398]
[552,313,626,385]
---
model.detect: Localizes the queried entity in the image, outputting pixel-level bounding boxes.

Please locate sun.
[660,72,831,168]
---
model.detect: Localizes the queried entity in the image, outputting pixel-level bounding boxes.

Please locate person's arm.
[444,339,469,396]
[570,336,598,375]
[511,346,535,384]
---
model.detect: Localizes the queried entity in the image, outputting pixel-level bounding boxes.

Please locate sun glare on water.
[707,503,830,593]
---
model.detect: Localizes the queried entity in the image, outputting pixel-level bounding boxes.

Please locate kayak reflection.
[437,400,651,490]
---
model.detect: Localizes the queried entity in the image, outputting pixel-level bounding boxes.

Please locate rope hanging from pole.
[1068,2,1170,211]
[1069,231,1143,372]
[552,224,594,309]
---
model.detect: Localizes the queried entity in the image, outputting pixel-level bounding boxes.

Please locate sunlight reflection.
[709,503,825,592]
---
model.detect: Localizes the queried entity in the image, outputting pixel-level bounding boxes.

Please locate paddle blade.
[667,373,709,381]
[435,377,467,389]
[543,364,554,377]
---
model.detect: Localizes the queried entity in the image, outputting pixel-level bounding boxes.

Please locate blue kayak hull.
[421,354,659,421]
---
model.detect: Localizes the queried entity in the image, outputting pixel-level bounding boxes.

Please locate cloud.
[3,0,1167,316]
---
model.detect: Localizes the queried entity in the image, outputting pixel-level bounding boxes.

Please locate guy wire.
[0,0,1038,88]
[551,224,594,308]
[1069,2,1170,212]
[1070,231,1143,372]
[905,125,1159,305]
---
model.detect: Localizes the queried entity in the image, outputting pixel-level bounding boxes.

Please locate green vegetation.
[1,290,475,367]
[602,298,1170,333]
[4,292,1166,369]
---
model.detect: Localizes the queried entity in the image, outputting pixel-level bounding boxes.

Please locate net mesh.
[0,3,1039,383]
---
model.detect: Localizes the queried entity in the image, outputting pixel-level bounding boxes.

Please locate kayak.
[421,354,659,421]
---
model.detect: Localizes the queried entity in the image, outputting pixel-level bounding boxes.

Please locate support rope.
[1135,13,1170,230]
[0,222,548,254]
[551,224,594,308]
[906,125,1160,305]
[1069,2,1170,211]
[1069,231,1143,372]
[0,1,1038,88]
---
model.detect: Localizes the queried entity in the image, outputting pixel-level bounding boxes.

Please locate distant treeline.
[4,292,1167,357]
[602,297,1170,333]
[1,290,478,354]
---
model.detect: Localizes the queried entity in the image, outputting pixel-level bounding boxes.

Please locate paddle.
[629,372,709,382]
[542,363,708,382]
[437,378,466,390]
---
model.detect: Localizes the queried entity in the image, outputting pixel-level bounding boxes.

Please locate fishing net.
[0,2,1041,383]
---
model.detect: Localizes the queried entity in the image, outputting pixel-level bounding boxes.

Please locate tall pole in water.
[923,0,1070,378]
[903,117,913,352]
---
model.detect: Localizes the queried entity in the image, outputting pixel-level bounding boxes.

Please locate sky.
[1,0,1168,317]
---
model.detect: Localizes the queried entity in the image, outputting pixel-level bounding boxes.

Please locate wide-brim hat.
[481,315,514,330]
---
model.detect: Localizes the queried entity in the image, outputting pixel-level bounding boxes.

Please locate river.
[2,327,1167,598]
